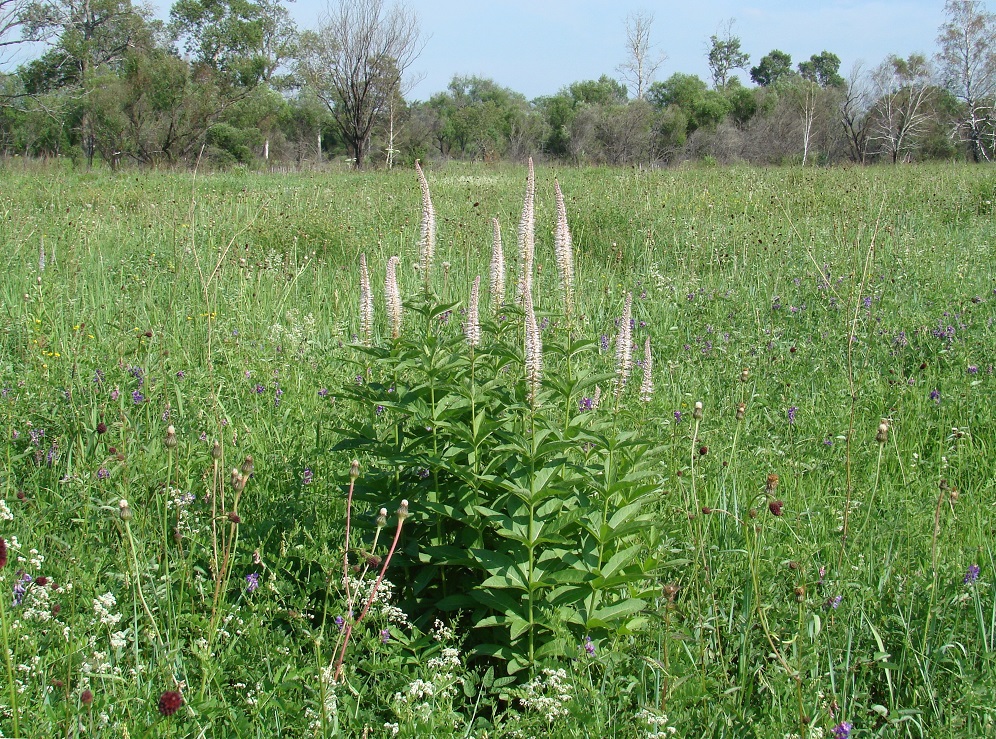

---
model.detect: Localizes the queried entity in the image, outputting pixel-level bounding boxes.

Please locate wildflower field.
[0,160,994,738]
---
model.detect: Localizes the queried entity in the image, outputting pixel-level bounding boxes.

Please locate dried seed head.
[748,508,758,519]
[876,420,889,444]
[949,488,959,502]
[794,585,805,601]
[692,401,704,421]
[350,459,360,481]
[663,583,679,601]
[736,401,746,421]
[231,468,241,488]
[211,441,222,460]
[241,455,254,476]
[227,511,241,524]
[766,473,780,493]
[740,368,749,383]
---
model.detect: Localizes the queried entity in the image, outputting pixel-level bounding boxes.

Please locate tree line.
[1,0,994,169]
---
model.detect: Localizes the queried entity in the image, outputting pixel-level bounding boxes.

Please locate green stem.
[0,578,19,738]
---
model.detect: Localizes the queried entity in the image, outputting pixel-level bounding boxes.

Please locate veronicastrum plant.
[333,161,664,675]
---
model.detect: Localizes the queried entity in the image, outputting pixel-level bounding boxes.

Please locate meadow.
[0,159,994,738]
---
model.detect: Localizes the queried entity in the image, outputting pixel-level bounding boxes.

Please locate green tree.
[798,51,844,88]
[707,21,749,88]
[750,50,793,87]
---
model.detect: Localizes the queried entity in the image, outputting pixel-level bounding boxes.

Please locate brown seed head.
[211,441,222,460]
[663,583,679,601]
[876,420,889,444]
[766,474,780,493]
[227,511,241,524]
[736,402,746,421]
[740,368,749,383]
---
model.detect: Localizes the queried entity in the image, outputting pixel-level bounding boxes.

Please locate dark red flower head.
[0,537,7,570]
[158,690,183,717]
[35,576,48,586]
[80,688,94,705]
[768,499,784,517]
[96,422,107,435]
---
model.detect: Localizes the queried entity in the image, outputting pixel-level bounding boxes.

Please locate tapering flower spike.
[613,292,633,404]
[554,179,575,318]
[639,336,653,403]
[465,276,481,348]
[415,160,436,291]
[359,253,374,346]
[516,157,535,306]
[524,289,542,407]
[490,217,505,314]
[385,256,403,339]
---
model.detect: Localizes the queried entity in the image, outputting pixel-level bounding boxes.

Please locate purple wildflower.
[97,467,109,480]
[863,296,872,309]
[600,334,609,352]
[132,390,144,404]
[13,573,32,606]
[968,365,978,375]
[965,564,980,584]
[832,721,852,739]
[930,389,940,403]
[302,468,313,485]
[29,428,44,447]
[93,369,106,385]
[579,397,595,412]
[380,629,390,643]
[246,572,260,594]
[583,636,595,656]
[787,406,797,425]
[673,410,682,423]
[254,384,265,394]
[176,371,185,379]
[826,595,843,610]
[318,388,329,398]
[334,616,345,631]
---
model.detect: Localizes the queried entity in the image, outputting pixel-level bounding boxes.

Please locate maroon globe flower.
[80,688,94,705]
[768,499,785,517]
[158,690,183,717]
[0,537,7,570]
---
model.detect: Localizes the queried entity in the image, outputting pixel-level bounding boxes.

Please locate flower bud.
[119,499,133,521]
[692,401,704,421]
[231,468,241,489]
[211,441,222,460]
[794,585,805,601]
[241,455,254,476]
[875,420,889,444]
[165,425,177,449]
[350,459,360,481]
[397,499,410,521]
[376,508,388,528]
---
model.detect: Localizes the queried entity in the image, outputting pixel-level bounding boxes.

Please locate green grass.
[0,160,994,737]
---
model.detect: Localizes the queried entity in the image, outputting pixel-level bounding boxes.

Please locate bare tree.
[298,0,423,168]
[840,62,873,163]
[937,0,996,161]
[617,10,666,100]
[1,0,32,68]
[868,54,934,163]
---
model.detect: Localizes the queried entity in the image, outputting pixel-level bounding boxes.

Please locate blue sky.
[282,0,945,101]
